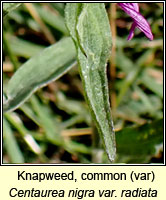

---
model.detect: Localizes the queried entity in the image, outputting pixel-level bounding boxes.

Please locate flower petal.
[129,9,153,40]
[119,3,139,12]
[118,3,153,40]
[127,22,137,40]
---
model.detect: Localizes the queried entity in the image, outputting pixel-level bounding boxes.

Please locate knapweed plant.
[3,3,163,163]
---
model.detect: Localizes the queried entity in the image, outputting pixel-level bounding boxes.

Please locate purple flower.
[118,3,153,40]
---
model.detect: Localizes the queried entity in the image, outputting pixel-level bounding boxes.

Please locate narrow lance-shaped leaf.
[65,3,116,161]
[3,37,76,113]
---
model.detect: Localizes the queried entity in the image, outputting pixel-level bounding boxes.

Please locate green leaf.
[3,37,76,113]
[3,3,22,17]
[34,4,68,35]
[116,119,163,163]
[4,112,41,155]
[30,95,63,145]
[9,36,45,58]
[140,69,163,98]
[65,3,116,161]
[3,117,24,163]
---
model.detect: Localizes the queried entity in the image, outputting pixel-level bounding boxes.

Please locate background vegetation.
[3,3,163,164]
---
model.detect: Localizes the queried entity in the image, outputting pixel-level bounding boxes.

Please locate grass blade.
[3,117,24,163]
